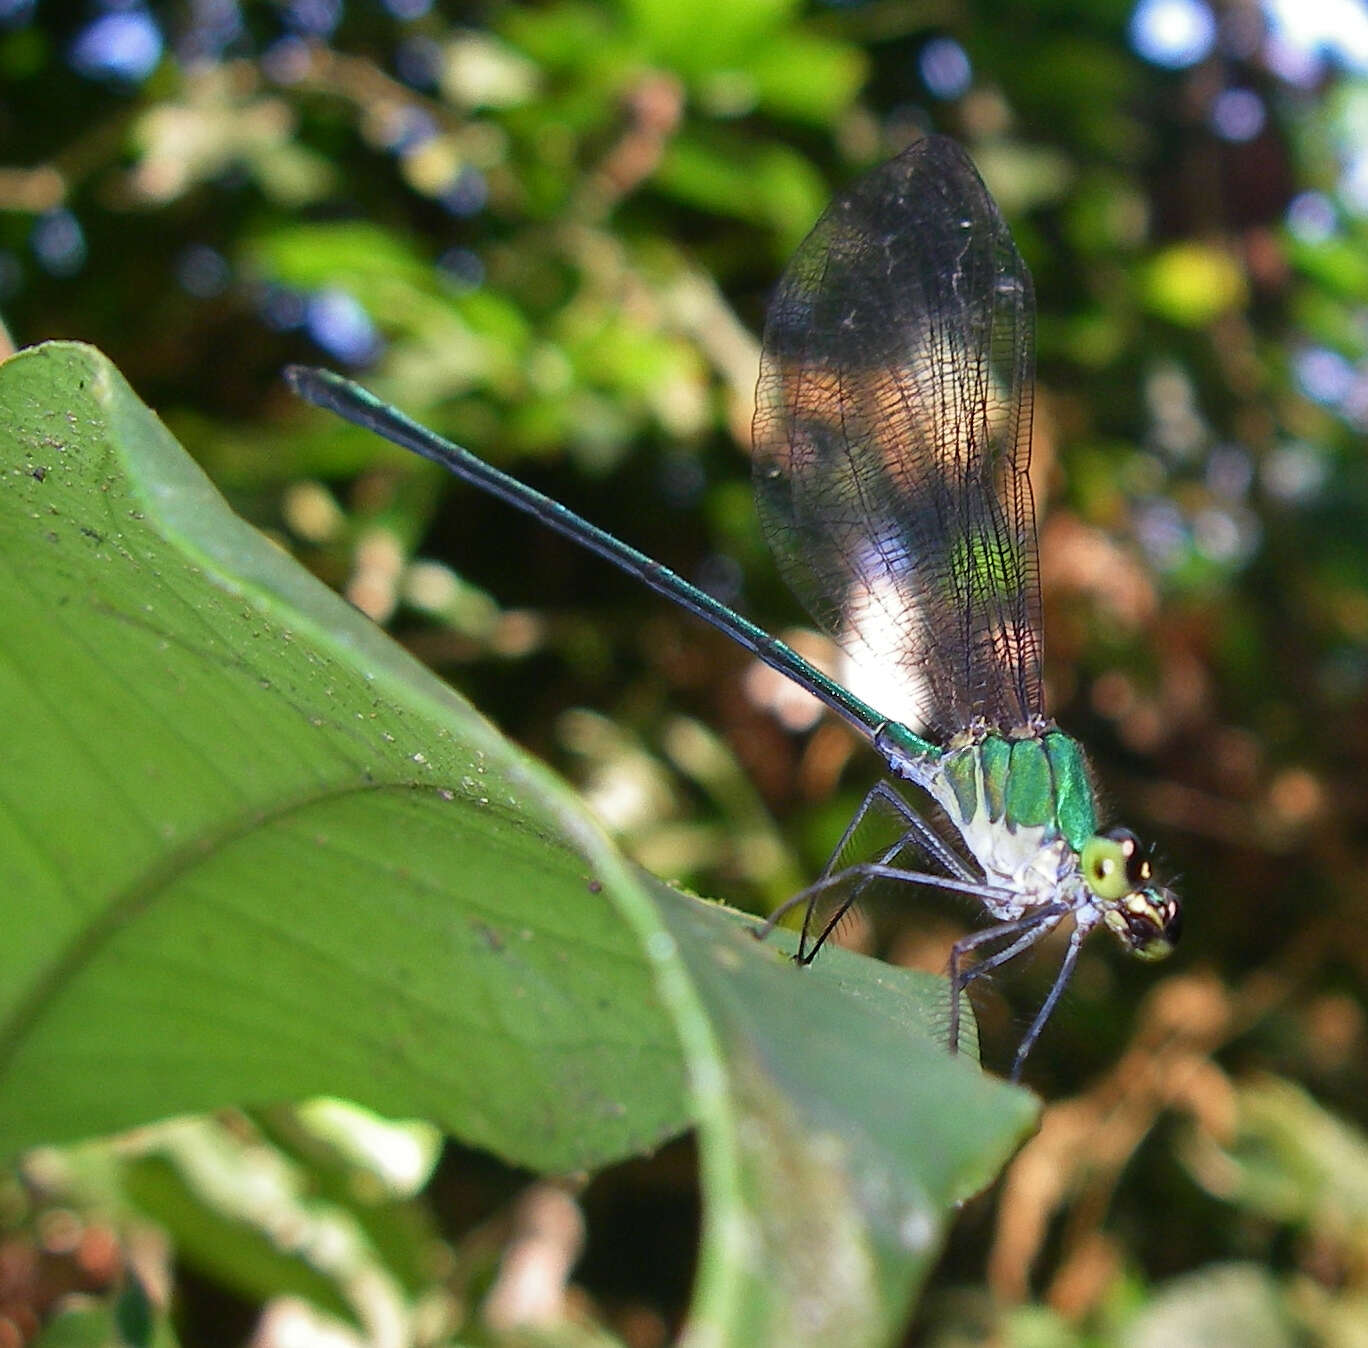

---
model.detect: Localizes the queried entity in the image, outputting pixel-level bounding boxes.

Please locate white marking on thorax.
[924,763,1086,921]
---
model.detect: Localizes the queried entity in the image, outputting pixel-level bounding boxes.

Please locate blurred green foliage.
[4,0,1368,1343]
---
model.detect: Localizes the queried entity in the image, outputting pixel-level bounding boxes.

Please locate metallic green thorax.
[939,729,1097,853]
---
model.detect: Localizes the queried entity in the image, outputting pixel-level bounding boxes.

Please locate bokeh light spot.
[284,0,341,37]
[260,285,307,332]
[1286,190,1336,243]
[919,37,972,100]
[438,247,485,290]
[1294,345,1354,406]
[31,210,86,277]
[1129,0,1216,69]
[1210,88,1265,141]
[176,245,231,299]
[69,9,163,83]
[306,289,381,365]
[441,164,488,217]
[1263,0,1368,76]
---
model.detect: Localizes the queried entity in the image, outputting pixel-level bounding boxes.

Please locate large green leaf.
[660,891,1037,1343]
[0,340,684,1173]
[0,342,1038,1343]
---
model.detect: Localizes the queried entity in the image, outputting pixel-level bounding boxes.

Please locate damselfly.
[287,134,1180,1080]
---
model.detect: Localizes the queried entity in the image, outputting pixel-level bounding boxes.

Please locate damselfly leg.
[947,906,1072,1079]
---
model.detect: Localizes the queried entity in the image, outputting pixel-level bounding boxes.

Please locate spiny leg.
[795,781,955,962]
[947,907,1069,1065]
[755,843,947,957]
[755,780,915,956]
[1009,926,1086,1082]
[763,860,1014,963]
[955,906,1071,988]
[850,781,974,881]
[755,780,975,960]
[798,832,927,963]
[799,798,1005,962]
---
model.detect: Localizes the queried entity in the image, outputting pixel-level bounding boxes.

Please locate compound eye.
[1126,889,1182,961]
[1108,826,1152,887]
[1159,894,1182,946]
[1081,827,1150,901]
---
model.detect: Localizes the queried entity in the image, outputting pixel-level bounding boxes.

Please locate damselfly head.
[1082,826,1182,961]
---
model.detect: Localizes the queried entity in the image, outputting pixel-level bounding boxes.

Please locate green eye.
[1081,826,1148,900]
